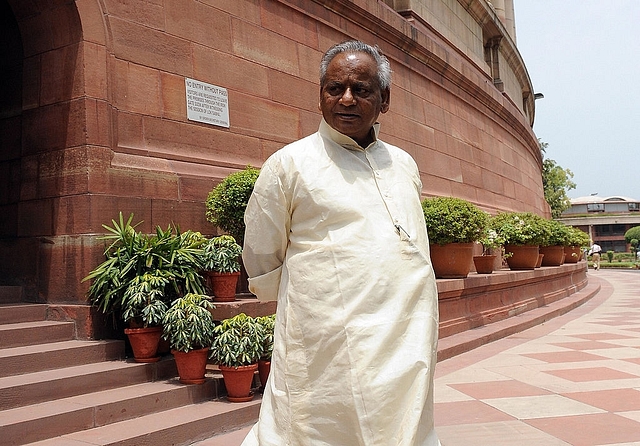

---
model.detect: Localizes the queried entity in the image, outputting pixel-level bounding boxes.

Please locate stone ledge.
[437,269,600,361]
[437,261,588,339]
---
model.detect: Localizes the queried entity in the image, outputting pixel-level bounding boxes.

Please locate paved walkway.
[201,269,640,445]
[435,269,640,446]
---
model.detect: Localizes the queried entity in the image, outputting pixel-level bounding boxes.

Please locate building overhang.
[557,214,640,227]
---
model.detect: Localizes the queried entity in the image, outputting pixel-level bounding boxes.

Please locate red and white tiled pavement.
[435,269,640,446]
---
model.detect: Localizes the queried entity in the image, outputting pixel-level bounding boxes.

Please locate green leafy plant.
[121,272,170,327]
[565,226,590,247]
[162,293,216,352]
[540,219,571,247]
[200,235,242,273]
[488,212,550,246]
[205,166,260,245]
[256,314,276,361]
[477,229,505,255]
[83,213,206,326]
[210,313,264,367]
[606,250,614,263]
[624,226,640,246]
[421,197,488,245]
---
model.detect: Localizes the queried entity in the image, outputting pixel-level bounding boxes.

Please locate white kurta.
[241,120,440,446]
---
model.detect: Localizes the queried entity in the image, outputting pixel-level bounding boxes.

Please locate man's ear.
[380,87,390,114]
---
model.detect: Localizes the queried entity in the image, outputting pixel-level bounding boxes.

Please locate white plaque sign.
[185,78,229,128]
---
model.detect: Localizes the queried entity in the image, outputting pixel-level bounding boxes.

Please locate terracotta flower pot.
[539,245,565,266]
[171,347,209,384]
[473,255,496,274]
[258,359,271,390]
[205,271,240,302]
[429,243,474,279]
[505,244,539,270]
[124,326,162,363]
[219,363,258,402]
[563,246,581,263]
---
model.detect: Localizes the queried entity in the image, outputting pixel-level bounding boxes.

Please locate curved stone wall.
[0,0,549,311]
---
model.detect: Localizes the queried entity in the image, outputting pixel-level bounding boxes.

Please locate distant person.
[589,242,602,270]
[241,40,441,445]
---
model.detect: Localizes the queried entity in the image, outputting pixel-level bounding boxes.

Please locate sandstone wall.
[0,0,548,309]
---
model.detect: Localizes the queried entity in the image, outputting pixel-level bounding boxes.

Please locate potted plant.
[473,229,505,274]
[564,226,590,263]
[210,313,264,402]
[120,272,169,362]
[488,212,550,270]
[256,314,276,390]
[162,293,216,384]
[539,219,569,266]
[421,196,488,278]
[84,213,206,362]
[205,166,260,246]
[200,235,243,302]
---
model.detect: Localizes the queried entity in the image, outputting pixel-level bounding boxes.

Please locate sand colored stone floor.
[435,269,640,446]
[199,269,640,446]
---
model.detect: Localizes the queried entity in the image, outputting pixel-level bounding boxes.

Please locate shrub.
[205,166,260,245]
[488,212,550,246]
[421,197,488,245]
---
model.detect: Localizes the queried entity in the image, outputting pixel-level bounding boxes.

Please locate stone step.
[191,424,253,445]
[1,378,226,445]
[0,303,48,324]
[0,339,125,378]
[0,320,76,349]
[23,396,262,446]
[0,356,178,410]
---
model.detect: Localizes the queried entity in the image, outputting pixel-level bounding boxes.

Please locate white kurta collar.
[319,118,381,151]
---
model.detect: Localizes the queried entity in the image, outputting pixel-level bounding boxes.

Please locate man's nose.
[340,87,355,105]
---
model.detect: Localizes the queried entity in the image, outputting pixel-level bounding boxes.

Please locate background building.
[558,195,640,252]
[0,0,547,335]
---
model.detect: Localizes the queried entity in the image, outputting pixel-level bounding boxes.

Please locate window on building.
[629,203,640,211]
[587,203,605,212]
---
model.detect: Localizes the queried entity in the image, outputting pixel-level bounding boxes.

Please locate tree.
[624,226,640,246]
[540,140,576,218]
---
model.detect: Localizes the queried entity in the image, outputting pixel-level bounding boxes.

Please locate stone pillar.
[504,0,516,42]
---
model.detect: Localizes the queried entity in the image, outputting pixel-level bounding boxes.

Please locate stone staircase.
[0,287,261,445]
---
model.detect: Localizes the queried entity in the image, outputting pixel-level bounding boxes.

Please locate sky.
[513,0,640,201]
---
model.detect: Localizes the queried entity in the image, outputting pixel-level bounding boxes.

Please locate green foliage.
[540,140,576,219]
[255,314,276,360]
[565,226,591,247]
[162,293,216,352]
[200,235,242,273]
[606,250,614,263]
[540,219,571,247]
[83,213,206,326]
[421,197,488,245]
[121,272,169,327]
[210,313,264,367]
[624,226,640,245]
[477,229,506,254]
[488,212,550,246]
[205,166,260,245]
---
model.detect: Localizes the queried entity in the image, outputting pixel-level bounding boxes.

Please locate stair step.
[0,356,178,410]
[191,425,253,445]
[0,339,125,378]
[1,378,225,445]
[24,395,262,446]
[0,303,48,324]
[0,320,76,348]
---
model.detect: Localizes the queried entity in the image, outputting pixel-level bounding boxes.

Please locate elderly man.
[241,40,440,446]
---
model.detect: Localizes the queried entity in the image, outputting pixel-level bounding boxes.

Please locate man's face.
[320,52,390,147]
